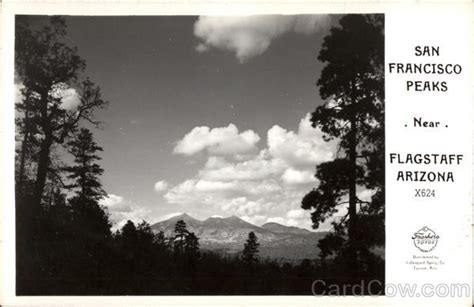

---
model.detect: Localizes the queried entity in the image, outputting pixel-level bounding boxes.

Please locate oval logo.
[412,226,439,252]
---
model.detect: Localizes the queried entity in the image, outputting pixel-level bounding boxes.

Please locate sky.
[22,15,348,230]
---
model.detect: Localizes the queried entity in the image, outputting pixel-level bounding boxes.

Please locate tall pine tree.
[242,232,260,265]
[15,16,107,220]
[174,220,188,255]
[66,128,106,201]
[301,14,384,280]
[66,128,110,238]
[65,128,111,291]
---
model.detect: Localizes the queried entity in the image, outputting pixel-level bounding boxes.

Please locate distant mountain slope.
[261,222,311,235]
[151,214,327,260]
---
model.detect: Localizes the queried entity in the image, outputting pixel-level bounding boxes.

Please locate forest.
[14,14,385,295]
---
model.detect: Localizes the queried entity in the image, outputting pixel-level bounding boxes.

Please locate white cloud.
[100,194,129,212]
[263,209,312,229]
[221,197,270,216]
[281,168,317,185]
[174,124,260,156]
[59,88,81,111]
[15,81,81,112]
[164,179,237,205]
[164,113,341,230]
[265,217,286,225]
[157,212,183,221]
[358,187,376,202]
[199,152,286,182]
[154,180,169,192]
[194,15,330,62]
[241,215,267,226]
[164,178,281,206]
[50,82,81,112]
[100,194,151,230]
[286,208,306,219]
[268,113,337,167]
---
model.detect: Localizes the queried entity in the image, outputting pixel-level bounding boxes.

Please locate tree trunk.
[31,133,53,216]
[31,93,53,217]
[17,94,34,194]
[348,95,358,243]
[18,116,29,194]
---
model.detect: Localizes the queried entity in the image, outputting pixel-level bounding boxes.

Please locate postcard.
[0,1,472,306]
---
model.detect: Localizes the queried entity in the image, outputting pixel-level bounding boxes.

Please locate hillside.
[151,214,327,260]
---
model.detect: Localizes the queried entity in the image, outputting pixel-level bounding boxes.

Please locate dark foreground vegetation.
[20,215,384,295]
[15,14,384,295]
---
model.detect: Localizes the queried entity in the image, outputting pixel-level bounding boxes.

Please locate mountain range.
[151,213,328,261]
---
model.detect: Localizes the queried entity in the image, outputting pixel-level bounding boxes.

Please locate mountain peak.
[262,221,282,227]
[157,213,201,225]
[151,213,327,260]
[175,213,191,219]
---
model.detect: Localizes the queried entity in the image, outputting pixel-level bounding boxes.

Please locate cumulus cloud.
[241,215,267,226]
[100,194,130,212]
[358,188,376,202]
[221,197,271,216]
[154,180,169,192]
[174,124,260,156]
[59,88,81,111]
[157,212,184,221]
[194,15,331,62]
[50,82,81,112]
[286,208,306,219]
[268,113,337,167]
[281,168,317,185]
[265,217,286,225]
[100,194,151,230]
[164,178,280,206]
[199,151,286,182]
[165,113,341,230]
[263,209,312,229]
[285,209,312,229]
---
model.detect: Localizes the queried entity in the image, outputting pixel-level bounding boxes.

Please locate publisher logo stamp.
[412,226,439,252]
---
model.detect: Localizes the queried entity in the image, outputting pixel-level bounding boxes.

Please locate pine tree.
[301,14,384,281]
[184,232,201,278]
[15,18,108,294]
[173,220,188,255]
[15,16,107,217]
[66,128,110,239]
[242,232,260,264]
[154,231,168,252]
[185,232,200,260]
[66,128,106,201]
[63,128,111,290]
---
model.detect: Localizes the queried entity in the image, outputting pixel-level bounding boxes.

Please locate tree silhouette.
[15,17,109,293]
[15,16,107,221]
[242,231,260,264]
[154,230,168,252]
[185,232,201,279]
[66,128,110,239]
[185,232,200,259]
[301,14,384,280]
[65,128,106,200]
[62,128,110,290]
[174,220,188,255]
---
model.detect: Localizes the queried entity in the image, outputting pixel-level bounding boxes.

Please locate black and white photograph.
[14,14,385,295]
